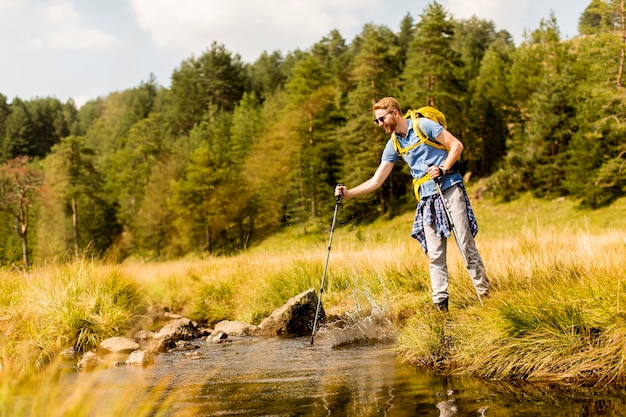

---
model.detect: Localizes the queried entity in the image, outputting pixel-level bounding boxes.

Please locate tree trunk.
[308,108,317,219]
[20,222,28,265]
[428,74,436,106]
[618,0,625,88]
[15,217,29,265]
[17,199,30,265]
[72,196,79,259]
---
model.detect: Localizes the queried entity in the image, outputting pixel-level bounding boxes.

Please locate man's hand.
[427,165,445,179]
[335,184,347,199]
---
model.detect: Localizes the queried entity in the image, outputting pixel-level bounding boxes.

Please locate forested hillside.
[0,0,623,265]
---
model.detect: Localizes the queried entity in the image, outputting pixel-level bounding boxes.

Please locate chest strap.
[392,112,448,157]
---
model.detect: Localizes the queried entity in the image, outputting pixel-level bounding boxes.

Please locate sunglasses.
[374,111,393,125]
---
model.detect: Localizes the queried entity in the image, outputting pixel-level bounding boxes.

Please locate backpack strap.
[411,173,432,200]
[391,109,448,157]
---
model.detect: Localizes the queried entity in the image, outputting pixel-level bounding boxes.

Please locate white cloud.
[441,0,583,43]
[0,0,118,50]
[444,0,528,19]
[0,0,588,105]
[444,0,528,38]
[128,0,582,64]
[129,0,381,62]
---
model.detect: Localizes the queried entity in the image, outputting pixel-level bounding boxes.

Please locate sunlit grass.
[0,261,143,379]
[1,192,626,415]
[397,220,626,386]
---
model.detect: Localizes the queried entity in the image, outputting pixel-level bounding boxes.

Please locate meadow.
[1,189,625,413]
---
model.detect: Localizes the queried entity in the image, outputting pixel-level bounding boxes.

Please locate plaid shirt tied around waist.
[410,183,478,254]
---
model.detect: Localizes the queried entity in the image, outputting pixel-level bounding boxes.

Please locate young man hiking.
[335,97,489,311]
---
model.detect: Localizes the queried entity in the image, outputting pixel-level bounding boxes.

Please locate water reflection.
[176,337,405,416]
[57,336,626,417]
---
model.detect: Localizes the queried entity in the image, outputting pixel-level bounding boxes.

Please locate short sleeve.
[419,117,444,141]
[381,139,400,163]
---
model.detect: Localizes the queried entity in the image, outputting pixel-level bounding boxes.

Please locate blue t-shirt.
[381,117,462,198]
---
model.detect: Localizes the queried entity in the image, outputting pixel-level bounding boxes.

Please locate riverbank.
[396,194,626,386]
[1,192,626,390]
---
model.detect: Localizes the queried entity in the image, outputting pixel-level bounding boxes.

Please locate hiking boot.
[434,299,448,312]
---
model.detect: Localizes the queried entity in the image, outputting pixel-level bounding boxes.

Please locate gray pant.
[424,185,489,304]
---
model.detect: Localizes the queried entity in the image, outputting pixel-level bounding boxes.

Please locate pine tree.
[467,38,514,176]
[169,42,248,135]
[44,135,118,258]
[338,24,407,219]
[400,2,465,120]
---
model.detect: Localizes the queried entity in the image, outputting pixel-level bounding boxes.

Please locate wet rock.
[126,350,155,366]
[151,318,200,352]
[168,340,200,353]
[100,336,139,353]
[436,399,457,417]
[197,327,213,338]
[211,330,229,344]
[77,351,107,372]
[186,351,204,360]
[256,288,323,336]
[134,329,154,340]
[214,320,258,336]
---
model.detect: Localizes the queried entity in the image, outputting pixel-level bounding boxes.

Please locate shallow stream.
[58,330,626,417]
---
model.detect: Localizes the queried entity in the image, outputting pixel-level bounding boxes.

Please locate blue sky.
[0,0,589,107]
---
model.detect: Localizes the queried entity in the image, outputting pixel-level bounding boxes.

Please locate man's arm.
[428,130,464,179]
[335,161,394,199]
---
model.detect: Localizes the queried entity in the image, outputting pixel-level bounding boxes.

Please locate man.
[335,97,489,311]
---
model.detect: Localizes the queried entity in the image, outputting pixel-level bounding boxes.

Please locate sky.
[0,0,589,108]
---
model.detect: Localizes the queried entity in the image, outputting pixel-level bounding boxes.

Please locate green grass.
[0,261,144,379]
[1,190,626,414]
[395,192,626,385]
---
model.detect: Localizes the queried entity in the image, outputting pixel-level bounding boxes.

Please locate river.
[57,330,626,417]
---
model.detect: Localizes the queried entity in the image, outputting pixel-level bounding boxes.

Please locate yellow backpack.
[390,106,455,200]
[390,106,449,156]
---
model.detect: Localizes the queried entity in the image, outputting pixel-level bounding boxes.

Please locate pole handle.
[336,183,344,204]
[428,164,444,185]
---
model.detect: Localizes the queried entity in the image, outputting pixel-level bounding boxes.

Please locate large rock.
[77,351,107,372]
[151,318,200,352]
[256,288,324,336]
[100,336,139,353]
[214,320,258,336]
[126,350,155,366]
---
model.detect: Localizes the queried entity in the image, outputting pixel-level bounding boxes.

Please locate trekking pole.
[433,177,484,307]
[310,186,343,345]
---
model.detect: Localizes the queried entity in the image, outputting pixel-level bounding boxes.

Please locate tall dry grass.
[0,261,142,379]
[449,229,626,384]
[0,190,625,415]
[397,193,626,386]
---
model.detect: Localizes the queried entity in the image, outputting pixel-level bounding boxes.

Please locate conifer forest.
[0,1,624,265]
